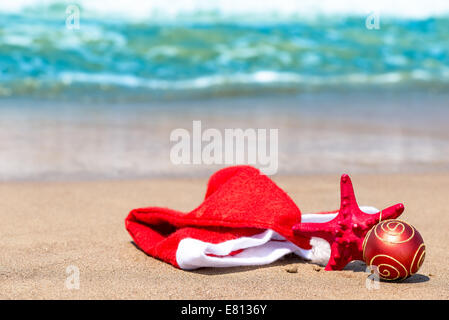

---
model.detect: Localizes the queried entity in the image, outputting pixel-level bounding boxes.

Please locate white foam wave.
[57,69,449,91]
[1,0,449,21]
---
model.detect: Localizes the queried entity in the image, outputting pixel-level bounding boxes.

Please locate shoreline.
[2,92,449,181]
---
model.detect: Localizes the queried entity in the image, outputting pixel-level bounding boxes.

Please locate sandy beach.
[2,0,449,303]
[1,173,447,299]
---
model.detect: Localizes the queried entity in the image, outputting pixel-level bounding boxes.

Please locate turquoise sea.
[1,1,449,180]
[1,0,449,102]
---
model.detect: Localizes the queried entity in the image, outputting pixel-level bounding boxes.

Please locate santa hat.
[125,166,403,270]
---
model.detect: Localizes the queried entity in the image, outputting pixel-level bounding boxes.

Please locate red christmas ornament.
[363,220,425,281]
[292,174,404,271]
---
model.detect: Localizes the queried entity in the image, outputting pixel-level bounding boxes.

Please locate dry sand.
[1,174,448,299]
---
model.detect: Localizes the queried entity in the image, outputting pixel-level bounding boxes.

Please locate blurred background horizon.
[2,0,449,102]
[1,0,449,181]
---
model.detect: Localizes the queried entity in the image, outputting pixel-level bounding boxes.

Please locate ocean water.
[1,0,449,101]
[1,1,449,180]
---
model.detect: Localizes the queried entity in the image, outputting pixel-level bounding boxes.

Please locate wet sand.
[2,93,449,181]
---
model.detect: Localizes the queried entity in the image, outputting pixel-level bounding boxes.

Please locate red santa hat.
[125,166,403,270]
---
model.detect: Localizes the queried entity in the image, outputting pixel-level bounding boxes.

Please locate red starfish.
[292,174,404,271]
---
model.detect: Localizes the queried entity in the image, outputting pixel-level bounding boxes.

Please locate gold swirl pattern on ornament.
[410,243,425,275]
[369,254,408,280]
[418,251,425,269]
[376,264,400,280]
[381,220,405,235]
[362,227,374,261]
[374,220,415,244]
